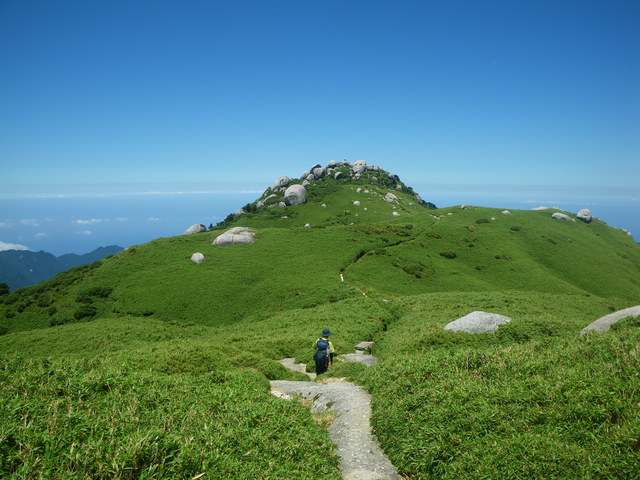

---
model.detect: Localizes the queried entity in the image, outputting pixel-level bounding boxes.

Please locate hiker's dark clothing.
[313,336,335,375]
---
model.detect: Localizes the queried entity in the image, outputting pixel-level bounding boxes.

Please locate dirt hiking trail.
[270,346,401,480]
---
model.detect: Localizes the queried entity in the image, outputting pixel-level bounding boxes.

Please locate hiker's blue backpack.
[314,339,330,362]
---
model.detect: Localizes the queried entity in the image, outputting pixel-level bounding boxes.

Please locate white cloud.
[34,232,49,239]
[146,217,161,222]
[76,230,93,236]
[0,222,10,228]
[20,219,40,227]
[74,218,104,225]
[74,217,128,225]
[0,241,31,251]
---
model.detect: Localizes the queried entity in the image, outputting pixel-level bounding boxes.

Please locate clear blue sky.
[1,0,639,253]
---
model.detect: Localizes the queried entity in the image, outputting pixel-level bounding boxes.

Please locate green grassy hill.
[1,162,639,479]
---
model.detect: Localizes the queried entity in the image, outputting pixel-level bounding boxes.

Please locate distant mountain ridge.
[0,245,123,290]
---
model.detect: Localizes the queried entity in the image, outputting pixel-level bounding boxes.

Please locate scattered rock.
[284,184,308,206]
[353,201,361,206]
[233,209,245,217]
[212,227,256,246]
[502,210,512,215]
[444,311,512,333]
[580,306,640,335]
[304,223,311,228]
[577,209,592,223]
[334,171,344,180]
[190,252,205,264]
[327,160,337,168]
[384,192,398,203]
[182,224,206,235]
[551,212,575,222]
[392,211,400,216]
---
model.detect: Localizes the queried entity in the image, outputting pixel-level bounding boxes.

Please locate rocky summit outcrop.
[444,311,512,333]
[284,184,307,206]
[213,227,256,246]
[577,209,592,223]
[183,224,206,235]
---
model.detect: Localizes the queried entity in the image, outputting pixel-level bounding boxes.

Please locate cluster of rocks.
[540,207,594,224]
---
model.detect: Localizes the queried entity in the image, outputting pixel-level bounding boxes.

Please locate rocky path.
[270,346,400,480]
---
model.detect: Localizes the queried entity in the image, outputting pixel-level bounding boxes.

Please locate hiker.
[313,328,335,375]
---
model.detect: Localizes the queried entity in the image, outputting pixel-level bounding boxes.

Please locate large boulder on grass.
[213,227,256,246]
[284,184,307,206]
[183,224,206,235]
[552,212,575,222]
[580,305,640,335]
[444,311,512,333]
[577,209,592,223]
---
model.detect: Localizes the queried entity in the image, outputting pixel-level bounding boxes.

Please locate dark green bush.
[73,305,97,321]
[475,218,490,224]
[439,251,457,259]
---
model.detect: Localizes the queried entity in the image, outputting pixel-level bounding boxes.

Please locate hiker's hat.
[322,328,332,337]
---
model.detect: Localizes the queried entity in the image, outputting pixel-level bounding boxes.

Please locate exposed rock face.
[334,171,344,180]
[284,184,307,206]
[577,209,592,223]
[274,176,290,188]
[552,212,575,222]
[327,160,337,168]
[183,224,206,235]
[444,311,512,333]
[234,209,245,217]
[190,252,205,264]
[213,227,256,246]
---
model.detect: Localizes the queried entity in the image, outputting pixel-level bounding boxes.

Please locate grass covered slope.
[1,162,639,479]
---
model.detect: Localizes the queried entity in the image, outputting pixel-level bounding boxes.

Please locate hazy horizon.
[1,177,637,256]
